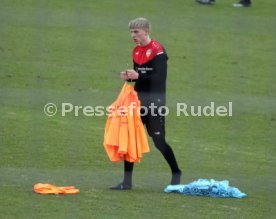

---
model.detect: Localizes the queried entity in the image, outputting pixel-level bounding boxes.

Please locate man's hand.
[126,69,139,80]
[120,71,129,80]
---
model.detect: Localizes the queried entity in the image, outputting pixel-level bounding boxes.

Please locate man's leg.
[151,134,182,185]
[145,113,182,185]
[110,161,133,190]
[123,160,134,186]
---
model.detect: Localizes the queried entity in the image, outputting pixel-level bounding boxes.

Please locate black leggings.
[124,112,181,184]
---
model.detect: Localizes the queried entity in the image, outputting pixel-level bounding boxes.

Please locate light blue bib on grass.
[164,179,246,198]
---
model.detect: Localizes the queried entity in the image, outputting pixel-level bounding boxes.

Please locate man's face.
[130,28,148,45]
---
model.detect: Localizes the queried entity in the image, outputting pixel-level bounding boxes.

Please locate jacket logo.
[146,49,152,57]
[137,67,153,74]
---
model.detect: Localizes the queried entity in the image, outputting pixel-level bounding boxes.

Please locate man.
[196,0,252,7]
[110,18,182,190]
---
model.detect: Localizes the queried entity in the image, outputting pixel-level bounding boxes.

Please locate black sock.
[123,160,134,186]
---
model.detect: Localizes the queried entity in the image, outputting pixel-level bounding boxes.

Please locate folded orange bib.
[34,183,80,195]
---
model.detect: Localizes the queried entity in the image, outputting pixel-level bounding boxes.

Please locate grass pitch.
[0,0,275,218]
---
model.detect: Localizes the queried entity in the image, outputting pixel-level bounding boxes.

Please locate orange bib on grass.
[34,183,80,195]
[103,83,149,162]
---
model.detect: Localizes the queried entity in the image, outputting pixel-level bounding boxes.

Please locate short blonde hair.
[128,18,151,31]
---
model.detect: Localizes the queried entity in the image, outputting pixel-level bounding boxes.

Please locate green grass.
[0,0,276,218]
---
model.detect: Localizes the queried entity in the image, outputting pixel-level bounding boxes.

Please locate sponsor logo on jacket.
[137,67,153,74]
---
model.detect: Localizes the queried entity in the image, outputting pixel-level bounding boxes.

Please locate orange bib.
[103,83,149,162]
[34,183,80,195]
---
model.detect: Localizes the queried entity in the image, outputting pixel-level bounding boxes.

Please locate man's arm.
[131,54,167,83]
[124,52,168,83]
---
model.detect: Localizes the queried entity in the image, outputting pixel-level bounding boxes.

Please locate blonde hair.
[128,18,151,32]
